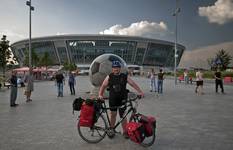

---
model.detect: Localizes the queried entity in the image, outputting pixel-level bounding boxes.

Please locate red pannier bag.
[78,103,95,127]
[139,115,156,137]
[126,122,145,144]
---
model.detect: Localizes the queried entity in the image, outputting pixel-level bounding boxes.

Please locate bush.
[222,72,233,77]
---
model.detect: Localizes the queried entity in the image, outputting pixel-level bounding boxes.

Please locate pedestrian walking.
[68,71,76,95]
[55,71,65,97]
[24,67,34,102]
[184,69,189,84]
[157,69,164,94]
[9,71,18,107]
[214,69,224,93]
[149,68,157,92]
[195,69,204,95]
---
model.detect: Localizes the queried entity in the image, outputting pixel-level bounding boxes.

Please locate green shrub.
[222,72,233,77]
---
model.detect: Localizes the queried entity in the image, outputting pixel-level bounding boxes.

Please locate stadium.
[10,34,185,68]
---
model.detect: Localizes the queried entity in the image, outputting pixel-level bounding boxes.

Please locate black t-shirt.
[108,73,127,99]
[10,75,17,87]
[55,74,64,83]
[158,72,164,80]
[215,71,221,80]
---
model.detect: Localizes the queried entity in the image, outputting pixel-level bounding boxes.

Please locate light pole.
[83,48,86,64]
[173,0,180,85]
[121,49,124,58]
[26,0,34,70]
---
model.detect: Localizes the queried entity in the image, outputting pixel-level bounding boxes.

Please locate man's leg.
[119,107,128,135]
[69,82,72,94]
[161,80,163,93]
[10,87,15,106]
[26,90,31,101]
[13,87,17,104]
[110,111,117,128]
[61,83,63,97]
[57,83,60,96]
[72,84,75,95]
[154,79,157,92]
[220,80,224,93]
[215,80,218,93]
[150,79,153,92]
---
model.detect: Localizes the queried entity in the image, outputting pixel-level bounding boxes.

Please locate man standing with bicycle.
[98,60,144,138]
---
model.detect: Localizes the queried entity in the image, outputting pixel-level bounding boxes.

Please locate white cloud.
[0,29,26,43]
[99,20,169,37]
[199,0,233,25]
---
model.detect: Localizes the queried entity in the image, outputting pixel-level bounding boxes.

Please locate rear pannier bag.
[139,115,156,137]
[126,122,145,144]
[78,101,95,127]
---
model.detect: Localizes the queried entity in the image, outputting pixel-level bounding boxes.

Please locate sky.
[0,0,233,50]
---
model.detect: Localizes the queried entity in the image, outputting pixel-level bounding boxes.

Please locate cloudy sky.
[0,0,233,50]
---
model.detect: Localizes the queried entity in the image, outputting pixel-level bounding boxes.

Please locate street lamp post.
[121,49,124,58]
[26,0,34,71]
[173,0,180,85]
[83,49,86,64]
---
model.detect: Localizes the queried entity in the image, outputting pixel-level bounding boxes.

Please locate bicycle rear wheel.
[77,114,107,143]
[129,114,156,147]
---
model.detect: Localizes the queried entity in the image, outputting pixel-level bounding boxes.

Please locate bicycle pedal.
[107,130,115,139]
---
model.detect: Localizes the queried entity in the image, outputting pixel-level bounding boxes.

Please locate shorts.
[196,80,203,86]
[109,95,127,118]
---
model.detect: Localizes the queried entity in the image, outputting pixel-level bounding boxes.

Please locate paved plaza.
[0,76,233,150]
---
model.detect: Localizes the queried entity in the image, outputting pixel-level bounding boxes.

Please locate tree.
[63,61,77,71]
[23,48,39,67]
[0,35,14,78]
[215,49,232,70]
[39,52,53,79]
[207,49,232,70]
[39,52,53,67]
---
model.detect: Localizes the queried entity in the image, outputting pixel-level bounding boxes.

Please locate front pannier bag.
[139,115,156,137]
[126,122,145,144]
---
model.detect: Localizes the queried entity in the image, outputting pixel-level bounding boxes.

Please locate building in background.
[11,34,185,69]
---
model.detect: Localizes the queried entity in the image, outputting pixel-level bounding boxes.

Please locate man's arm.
[214,73,220,80]
[98,75,109,98]
[127,77,144,97]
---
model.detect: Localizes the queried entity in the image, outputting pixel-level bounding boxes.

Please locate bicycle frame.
[98,98,138,131]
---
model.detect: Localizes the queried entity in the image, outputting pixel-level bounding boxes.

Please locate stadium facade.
[11,34,185,68]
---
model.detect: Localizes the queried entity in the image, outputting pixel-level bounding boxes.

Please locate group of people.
[8,61,226,141]
[9,68,34,107]
[192,69,224,95]
[148,68,165,94]
[54,71,76,97]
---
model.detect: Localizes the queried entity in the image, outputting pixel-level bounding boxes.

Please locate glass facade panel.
[67,40,137,64]
[144,43,176,67]
[30,41,59,64]
[57,47,68,63]
[135,48,145,65]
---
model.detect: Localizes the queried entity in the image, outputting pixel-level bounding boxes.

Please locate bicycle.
[77,92,156,147]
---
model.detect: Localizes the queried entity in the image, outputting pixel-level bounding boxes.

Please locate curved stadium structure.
[11,34,185,68]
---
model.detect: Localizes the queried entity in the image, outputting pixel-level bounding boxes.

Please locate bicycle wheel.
[129,114,156,147]
[77,114,107,143]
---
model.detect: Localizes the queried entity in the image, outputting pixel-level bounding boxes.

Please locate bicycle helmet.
[112,60,121,68]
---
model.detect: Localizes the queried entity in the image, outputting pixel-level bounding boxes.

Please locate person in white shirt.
[195,69,204,95]
[149,68,157,92]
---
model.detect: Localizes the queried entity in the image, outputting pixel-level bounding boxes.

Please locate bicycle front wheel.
[77,114,107,143]
[129,114,156,147]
